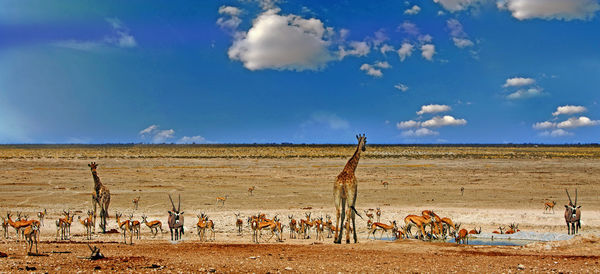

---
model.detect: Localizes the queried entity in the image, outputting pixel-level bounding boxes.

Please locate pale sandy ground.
[1,152,599,272]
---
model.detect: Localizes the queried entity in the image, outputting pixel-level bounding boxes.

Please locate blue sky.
[1,0,599,144]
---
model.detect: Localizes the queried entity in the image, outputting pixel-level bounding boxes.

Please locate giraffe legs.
[335,199,346,244]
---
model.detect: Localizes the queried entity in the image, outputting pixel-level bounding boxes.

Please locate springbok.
[564,189,582,235]
[468,227,481,235]
[235,213,244,235]
[24,223,40,255]
[248,186,255,196]
[141,215,163,237]
[167,194,184,241]
[1,216,8,238]
[455,228,468,244]
[492,226,505,234]
[130,214,141,240]
[288,215,297,239]
[381,180,389,189]
[115,212,132,244]
[216,195,228,206]
[37,209,46,227]
[367,221,397,240]
[544,200,556,214]
[78,210,94,240]
[132,196,141,210]
[376,208,382,222]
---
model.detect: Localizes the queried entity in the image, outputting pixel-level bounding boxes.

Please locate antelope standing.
[78,210,94,240]
[381,180,389,189]
[130,214,141,240]
[7,212,40,241]
[132,196,141,210]
[288,215,297,239]
[248,186,255,196]
[216,195,228,206]
[544,200,556,214]
[404,214,435,240]
[325,215,333,238]
[235,213,244,235]
[141,215,163,237]
[115,212,132,244]
[167,194,184,241]
[24,224,40,255]
[37,209,46,227]
[333,134,366,244]
[300,212,314,239]
[367,221,397,240]
[376,208,382,222]
[564,189,582,235]
[315,217,325,241]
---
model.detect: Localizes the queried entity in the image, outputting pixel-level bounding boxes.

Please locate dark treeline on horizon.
[1,143,599,148]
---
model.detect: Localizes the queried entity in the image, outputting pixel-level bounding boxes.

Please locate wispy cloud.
[139,125,175,143]
[503,77,535,87]
[394,83,409,92]
[302,112,350,130]
[497,0,600,21]
[54,18,137,51]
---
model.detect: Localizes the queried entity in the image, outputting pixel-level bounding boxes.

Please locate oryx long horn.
[178,194,181,212]
[565,189,573,205]
[169,194,176,211]
[575,189,578,206]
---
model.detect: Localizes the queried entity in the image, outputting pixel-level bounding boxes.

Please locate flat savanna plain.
[1,145,600,272]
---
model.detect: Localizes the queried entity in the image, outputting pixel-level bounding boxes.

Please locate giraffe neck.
[92,172,103,194]
[342,143,362,175]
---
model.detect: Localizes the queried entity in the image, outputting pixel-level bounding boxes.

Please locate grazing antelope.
[505,223,519,234]
[440,217,457,238]
[288,215,297,239]
[130,214,141,240]
[167,194,184,241]
[367,221,397,240]
[141,215,163,237]
[115,212,133,244]
[23,223,40,255]
[37,209,46,227]
[333,134,366,244]
[132,196,141,210]
[492,226,505,234]
[468,227,481,235]
[248,186,255,196]
[544,200,556,214]
[376,208,382,222]
[235,213,244,235]
[216,195,228,206]
[381,180,389,189]
[421,210,443,239]
[455,228,468,244]
[564,189,582,235]
[404,214,435,240]
[78,210,94,240]
[395,226,406,239]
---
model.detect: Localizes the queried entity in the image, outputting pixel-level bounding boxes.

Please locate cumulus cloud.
[503,77,535,87]
[434,0,484,12]
[452,38,474,48]
[402,128,439,137]
[227,9,334,71]
[421,115,467,127]
[506,87,543,99]
[557,116,599,128]
[417,104,451,115]
[447,19,474,48]
[176,135,208,144]
[552,105,587,116]
[420,44,436,61]
[394,83,409,92]
[532,121,556,130]
[338,41,371,59]
[397,120,420,129]
[360,61,391,77]
[217,5,242,30]
[380,44,395,55]
[139,125,175,143]
[399,21,420,36]
[404,5,422,15]
[497,0,600,21]
[397,43,414,61]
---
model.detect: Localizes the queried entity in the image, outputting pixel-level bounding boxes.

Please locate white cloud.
[257,0,281,10]
[417,104,451,115]
[420,44,436,61]
[394,83,409,92]
[397,43,414,61]
[338,41,371,59]
[217,6,242,30]
[506,87,543,99]
[228,9,333,71]
[532,121,556,130]
[453,37,474,48]
[421,115,467,127]
[177,135,208,144]
[434,0,484,12]
[557,116,599,128]
[418,34,433,43]
[371,29,389,47]
[503,77,535,87]
[446,19,467,37]
[304,112,350,130]
[399,21,420,35]
[139,125,175,143]
[540,129,573,137]
[497,0,600,21]
[404,5,422,15]
[552,105,587,116]
[360,64,383,77]
[397,120,420,129]
[105,18,137,48]
[374,61,391,69]
[380,44,395,55]
[402,128,439,137]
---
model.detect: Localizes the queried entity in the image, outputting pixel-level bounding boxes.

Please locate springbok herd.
[0,135,584,255]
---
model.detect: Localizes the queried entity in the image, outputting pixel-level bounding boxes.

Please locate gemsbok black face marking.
[168,194,185,241]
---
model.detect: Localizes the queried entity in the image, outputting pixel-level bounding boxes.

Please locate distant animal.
[492,226,505,234]
[544,200,556,214]
[381,180,389,189]
[248,186,255,196]
[216,195,228,206]
[564,189,581,235]
[468,227,481,235]
[235,213,244,235]
[132,196,141,210]
[376,208,382,222]
[288,215,297,239]
[37,209,47,227]
[167,194,184,241]
[460,187,464,196]
[505,223,519,234]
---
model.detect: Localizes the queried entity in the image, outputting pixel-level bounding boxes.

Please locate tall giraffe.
[333,134,366,244]
[89,162,111,233]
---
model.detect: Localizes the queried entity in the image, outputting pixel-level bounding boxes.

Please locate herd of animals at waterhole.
[0,135,584,255]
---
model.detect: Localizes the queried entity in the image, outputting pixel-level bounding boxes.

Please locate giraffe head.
[88,162,99,174]
[356,134,367,152]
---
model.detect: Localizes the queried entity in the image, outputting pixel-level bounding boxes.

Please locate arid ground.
[1,145,599,272]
